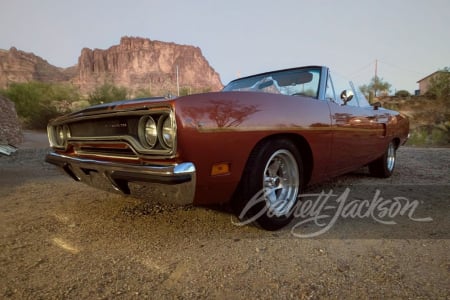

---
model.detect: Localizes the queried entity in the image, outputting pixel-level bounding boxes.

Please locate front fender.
[173,92,332,205]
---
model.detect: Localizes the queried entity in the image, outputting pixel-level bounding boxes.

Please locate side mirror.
[340,90,354,105]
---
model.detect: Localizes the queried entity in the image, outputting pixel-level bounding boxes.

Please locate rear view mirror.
[340,90,354,105]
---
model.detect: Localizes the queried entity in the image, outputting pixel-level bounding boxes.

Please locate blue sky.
[1,0,449,93]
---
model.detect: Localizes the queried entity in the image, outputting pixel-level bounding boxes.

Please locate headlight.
[63,124,71,140]
[160,115,175,148]
[50,124,70,148]
[139,116,157,148]
[56,125,64,145]
[139,113,175,151]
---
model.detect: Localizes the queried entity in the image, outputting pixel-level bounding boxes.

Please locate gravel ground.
[0,133,449,299]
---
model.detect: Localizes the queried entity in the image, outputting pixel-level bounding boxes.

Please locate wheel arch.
[392,137,401,149]
[246,133,313,186]
[230,132,314,229]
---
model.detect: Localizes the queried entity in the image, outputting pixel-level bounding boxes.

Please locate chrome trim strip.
[46,152,194,178]
[68,135,175,156]
[73,150,140,161]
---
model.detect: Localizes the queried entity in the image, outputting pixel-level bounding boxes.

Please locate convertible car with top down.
[46,66,409,230]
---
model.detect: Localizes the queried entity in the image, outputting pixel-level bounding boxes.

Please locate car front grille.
[69,117,140,139]
[49,108,176,159]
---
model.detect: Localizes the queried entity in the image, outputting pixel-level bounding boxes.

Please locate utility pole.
[374,59,378,98]
[375,59,378,79]
[176,65,180,96]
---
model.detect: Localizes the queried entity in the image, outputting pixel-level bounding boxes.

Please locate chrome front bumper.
[45,152,196,205]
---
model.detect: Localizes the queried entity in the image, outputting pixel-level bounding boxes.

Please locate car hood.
[51,96,175,124]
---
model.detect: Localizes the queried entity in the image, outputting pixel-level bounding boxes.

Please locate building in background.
[417,71,449,95]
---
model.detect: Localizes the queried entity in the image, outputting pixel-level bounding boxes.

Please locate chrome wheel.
[232,138,303,230]
[386,142,395,172]
[263,149,299,216]
[369,140,397,178]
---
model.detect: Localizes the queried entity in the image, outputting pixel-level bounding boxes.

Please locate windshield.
[223,67,321,98]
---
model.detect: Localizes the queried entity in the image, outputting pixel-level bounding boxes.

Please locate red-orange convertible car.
[46,66,409,230]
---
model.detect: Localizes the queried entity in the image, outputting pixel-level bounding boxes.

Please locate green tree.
[359,84,372,100]
[1,82,47,117]
[360,76,392,100]
[49,83,80,102]
[88,83,128,105]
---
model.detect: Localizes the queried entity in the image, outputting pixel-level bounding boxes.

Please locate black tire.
[232,138,303,230]
[369,141,396,178]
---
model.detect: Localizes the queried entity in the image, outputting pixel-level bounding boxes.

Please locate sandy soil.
[0,131,449,299]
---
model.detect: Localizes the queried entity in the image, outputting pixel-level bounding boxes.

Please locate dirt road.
[0,132,449,298]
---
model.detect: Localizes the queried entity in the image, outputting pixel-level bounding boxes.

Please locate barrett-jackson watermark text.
[232,188,433,237]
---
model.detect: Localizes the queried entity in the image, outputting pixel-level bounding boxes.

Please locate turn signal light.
[211,162,230,176]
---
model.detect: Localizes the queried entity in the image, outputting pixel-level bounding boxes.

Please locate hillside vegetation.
[379,69,449,146]
[380,95,449,146]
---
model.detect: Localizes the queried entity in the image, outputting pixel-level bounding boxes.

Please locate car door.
[329,102,386,173]
[325,73,385,176]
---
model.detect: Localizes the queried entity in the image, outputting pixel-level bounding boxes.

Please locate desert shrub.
[178,86,212,96]
[408,126,449,146]
[179,87,191,96]
[430,128,449,146]
[88,83,128,105]
[383,102,398,111]
[200,87,212,93]
[27,105,61,129]
[1,82,79,129]
[395,90,410,97]
[71,100,91,110]
[407,127,428,146]
[134,88,154,99]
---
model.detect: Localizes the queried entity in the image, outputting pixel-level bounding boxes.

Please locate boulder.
[0,95,23,146]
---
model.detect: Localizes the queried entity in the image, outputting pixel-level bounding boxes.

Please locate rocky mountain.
[0,47,75,89]
[0,37,223,96]
[75,37,223,95]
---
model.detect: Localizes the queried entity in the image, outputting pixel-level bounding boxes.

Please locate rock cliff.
[0,47,75,89]
[0,37,223,96]
[75,37,223,95]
